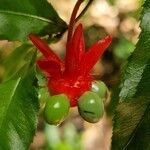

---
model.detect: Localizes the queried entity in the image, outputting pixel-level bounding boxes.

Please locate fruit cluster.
[43,80,108,125]
[29,25,111,125]
[29,0,111,125]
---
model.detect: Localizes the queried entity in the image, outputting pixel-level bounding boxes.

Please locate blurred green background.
[0,0,142,149]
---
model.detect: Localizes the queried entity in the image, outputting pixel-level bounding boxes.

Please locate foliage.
[2,44,34,81]
[0,0,67,148]
[0,69,39,150]
[111,0,150,149]
[0,0,67,41]
[0,0,149,149]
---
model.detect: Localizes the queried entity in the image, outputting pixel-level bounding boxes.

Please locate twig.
[75,0,94,22]
[67,0,84,43]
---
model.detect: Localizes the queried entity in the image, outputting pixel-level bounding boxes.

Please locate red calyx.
[29,24,112,107]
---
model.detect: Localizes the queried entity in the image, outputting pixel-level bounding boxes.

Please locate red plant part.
[29,24,112,107]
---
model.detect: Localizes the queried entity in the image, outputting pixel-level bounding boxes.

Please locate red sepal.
[65,24,85,75]
[36,59,63,78]
[79,36,112,75]
[29,34,63,64]
[29,25,112,107]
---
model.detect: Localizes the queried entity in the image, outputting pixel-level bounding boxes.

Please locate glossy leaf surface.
[111,0,150,149]
[0,0,67,41]
[0,69,39,150]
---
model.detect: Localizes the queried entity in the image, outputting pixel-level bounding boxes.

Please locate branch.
[75,0,94,22]
[67,0,84,43]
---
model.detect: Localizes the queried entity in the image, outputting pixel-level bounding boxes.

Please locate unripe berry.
[78,91,104,123]
[91,81,107,99]
[44,94,70,125]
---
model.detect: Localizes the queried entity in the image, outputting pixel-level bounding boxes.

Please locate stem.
[75,0,94,22]
[67,0,84,43]
[67,0,95,43]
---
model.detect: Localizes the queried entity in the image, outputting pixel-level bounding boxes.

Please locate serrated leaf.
[112,97,149,150]
[111,0,150,149]
[0,0,67,41]
[0,69,39,150]
[124,104,150,150]
[119,1,150,101]
[112,61,150,150]
[2,44,36,81]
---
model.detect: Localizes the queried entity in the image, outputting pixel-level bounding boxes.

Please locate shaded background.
[0,0,142,149]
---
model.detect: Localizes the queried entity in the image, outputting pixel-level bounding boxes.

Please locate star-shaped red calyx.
[29,24,112,107]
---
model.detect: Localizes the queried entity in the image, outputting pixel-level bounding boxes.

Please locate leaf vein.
[0,10,52,23]
[0,78,21,130]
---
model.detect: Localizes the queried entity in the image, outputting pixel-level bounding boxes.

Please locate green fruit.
[78,91,104,123]
[44,94,70,125]
[91,81,107,98]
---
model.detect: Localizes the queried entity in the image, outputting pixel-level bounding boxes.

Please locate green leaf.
[112,97,149,150]
[119,1,150,101]
[124,104,150,150]
[0,0,67,41]
[0,69,39,150]
[111,0,150,149]
[2,44,36,81]
[0,43,39,149]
